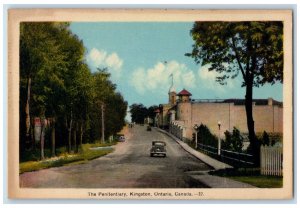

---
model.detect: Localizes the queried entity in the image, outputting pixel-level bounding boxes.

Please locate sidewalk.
[157,128,256,188]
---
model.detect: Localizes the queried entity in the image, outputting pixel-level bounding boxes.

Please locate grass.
[19,143,113,174]
[227,175,283,188]
[210,168,283,188]
[89,140,118,148]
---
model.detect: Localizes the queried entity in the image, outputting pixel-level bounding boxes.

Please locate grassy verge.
[227,176,283,188]
[210,168,283,188]
[19,143,113,174]
[89,140,118,148]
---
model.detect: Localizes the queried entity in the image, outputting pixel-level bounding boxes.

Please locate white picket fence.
[260,146,283,176]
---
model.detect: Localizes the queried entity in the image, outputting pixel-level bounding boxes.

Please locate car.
[150,141,166,157]
[117,134,125,142]
[146,125,152,131]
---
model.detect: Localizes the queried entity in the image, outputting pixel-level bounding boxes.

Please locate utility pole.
[218,121,221,155]
[194,124,199,149]
[101,103,105,143]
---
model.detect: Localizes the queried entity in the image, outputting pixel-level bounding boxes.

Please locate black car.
[117,134,125,142]
[146,125,152,131]
[150,141,166,157]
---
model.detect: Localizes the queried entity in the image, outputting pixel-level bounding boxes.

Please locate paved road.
[20,125,212,188]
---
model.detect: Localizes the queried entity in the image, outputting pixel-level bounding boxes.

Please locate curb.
[156,128,258,188]
[156,128,233,170]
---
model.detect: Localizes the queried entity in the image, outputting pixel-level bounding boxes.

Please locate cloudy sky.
[70,22,283,116]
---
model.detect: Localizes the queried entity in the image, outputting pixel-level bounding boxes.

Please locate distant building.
[156,88,283,140]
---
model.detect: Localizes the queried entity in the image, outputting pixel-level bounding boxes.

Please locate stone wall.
[176,101,283,139]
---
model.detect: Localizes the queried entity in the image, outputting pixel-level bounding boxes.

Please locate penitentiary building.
[155,88,283,140]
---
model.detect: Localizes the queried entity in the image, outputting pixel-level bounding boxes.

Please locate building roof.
[177,89,192,96]
[190,98,282,106]
[223,99,282,106]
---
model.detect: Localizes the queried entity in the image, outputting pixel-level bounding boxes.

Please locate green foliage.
[197,124,218,147]
[261,131,270,146]
[129,103,148,124]
[19,144,112,174]
[227,176,283,188]
[222,127,243,152]
[186,21,283,86]
[210,168,282,188]
[147,105,159,125]
[187,21,283,166]
[129,104,159,124]
[19,22,128,162]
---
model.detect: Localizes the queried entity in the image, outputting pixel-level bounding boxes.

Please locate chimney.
[268,98,273,106]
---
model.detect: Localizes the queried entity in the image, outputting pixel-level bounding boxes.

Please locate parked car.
[117,134,125,142]
[150,141,166,157]
[147,125,152,131]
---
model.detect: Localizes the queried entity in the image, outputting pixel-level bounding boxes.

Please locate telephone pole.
[101,103,105,143]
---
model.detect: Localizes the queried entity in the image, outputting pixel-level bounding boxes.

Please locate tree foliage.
[129,104,148,124]
[196,124,218,147]
[187,21,283,86]
[129,104,158,125]
[222,127,243,152]
[20,22,127,161]
[187,21,283,166]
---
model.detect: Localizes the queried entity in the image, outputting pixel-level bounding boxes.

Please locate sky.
[69,22,283,119]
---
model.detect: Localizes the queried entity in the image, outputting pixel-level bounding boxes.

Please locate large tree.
[129,104,148,124]
[186,21,283,166]
[20,22,70,158]
[20,22,129,161]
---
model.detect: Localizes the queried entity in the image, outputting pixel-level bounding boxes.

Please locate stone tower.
[176,89,193,138]
[169,90,177,105]
[177,88,192,102]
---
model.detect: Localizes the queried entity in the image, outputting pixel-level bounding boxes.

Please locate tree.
[20,22,71,158]
[147,105,159,125]
[196,124,218,147]
[187,21,283,166]
[20,22,128,161]
[20,22,88,157]
[89,69,127,143]
[262,131,270,146]
[129,104,148,124]
[222,127,243,152]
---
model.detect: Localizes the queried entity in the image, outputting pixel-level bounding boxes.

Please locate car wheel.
[150,153,153,157]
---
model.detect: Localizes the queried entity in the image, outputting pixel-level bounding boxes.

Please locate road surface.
[20,125,212,188]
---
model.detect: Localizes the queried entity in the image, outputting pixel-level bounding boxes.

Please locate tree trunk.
[40,117,45,160]
[79,121,83,152]
[101,104,105,143]
[51,118,56,157]
[25,76,31,138]
[73,122,77,153]
[68,111,73,153]
[31,117,35,151]
[245,77,260,166]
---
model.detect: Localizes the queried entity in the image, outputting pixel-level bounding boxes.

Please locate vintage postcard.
[7,9,293,200]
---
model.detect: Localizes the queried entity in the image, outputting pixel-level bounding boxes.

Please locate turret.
[177,89,192,102]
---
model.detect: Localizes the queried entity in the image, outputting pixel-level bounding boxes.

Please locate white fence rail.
[169,121,185,140]
[260,146,283,176]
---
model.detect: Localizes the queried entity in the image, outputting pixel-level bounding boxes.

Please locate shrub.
[262,131,270,146]
[222,127,243,152]
[197,124,218,147]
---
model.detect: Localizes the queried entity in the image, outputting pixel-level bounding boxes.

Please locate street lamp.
[194,124,199,149]
[217,121,221,155]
